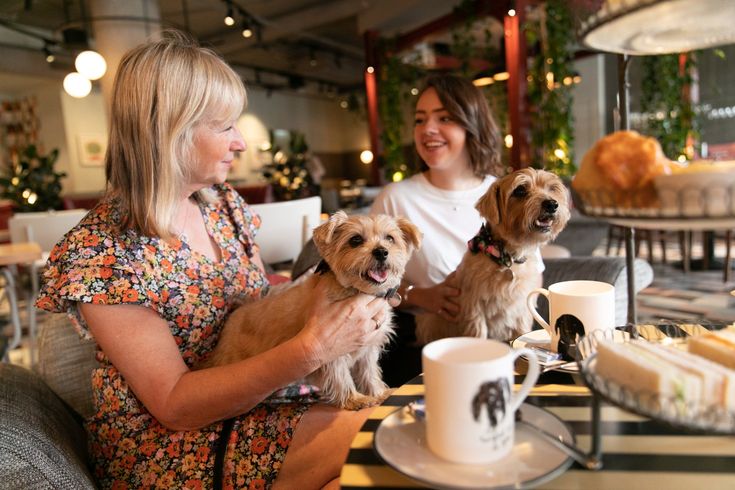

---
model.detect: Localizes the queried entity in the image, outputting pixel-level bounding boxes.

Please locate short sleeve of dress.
[36,212,160,340]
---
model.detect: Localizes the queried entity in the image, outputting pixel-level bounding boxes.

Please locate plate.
[374,402,575,490]
[511,330,579,373]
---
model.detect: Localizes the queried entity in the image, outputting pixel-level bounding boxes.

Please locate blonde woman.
[37,32,391,489]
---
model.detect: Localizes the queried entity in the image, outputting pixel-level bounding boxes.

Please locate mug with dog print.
[527,280,615,360]
[422,337,540,464]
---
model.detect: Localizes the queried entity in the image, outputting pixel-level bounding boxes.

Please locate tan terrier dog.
[203,211,422,409]
[416,168,570,343]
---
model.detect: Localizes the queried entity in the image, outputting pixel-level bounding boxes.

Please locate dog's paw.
[340,393,385,411]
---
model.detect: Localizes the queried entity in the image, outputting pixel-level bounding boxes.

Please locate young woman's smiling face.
[413,88,470,172]
[190,120,246,190]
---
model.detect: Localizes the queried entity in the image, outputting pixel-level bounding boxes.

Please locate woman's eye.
[414,118,424,125]
[512,185,528,198]
[385,235,395,244]
[440,116,452,123]
[349,235,364,247]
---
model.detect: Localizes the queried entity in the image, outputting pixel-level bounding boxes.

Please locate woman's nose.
[232,127,247,151]
[422,118,438,134]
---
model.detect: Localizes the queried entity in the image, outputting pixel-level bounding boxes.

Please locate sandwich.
[595,339,735,412]
[688,329,735,370]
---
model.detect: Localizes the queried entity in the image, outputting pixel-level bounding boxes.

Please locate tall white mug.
[422,337,540,465]
[527,280,615,359]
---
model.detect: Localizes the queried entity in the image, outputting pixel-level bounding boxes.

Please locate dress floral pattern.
[36,183,317,489]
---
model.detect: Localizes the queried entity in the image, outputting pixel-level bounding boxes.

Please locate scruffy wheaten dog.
[416,168,570,344]
[203,211,422,410]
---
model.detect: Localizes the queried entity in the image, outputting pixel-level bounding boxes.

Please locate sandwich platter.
[576,323,735,434]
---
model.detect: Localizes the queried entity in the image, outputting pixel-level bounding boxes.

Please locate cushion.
[35,313,97,420]
[0,363,96,489]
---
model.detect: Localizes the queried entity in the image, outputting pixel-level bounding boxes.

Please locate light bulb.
[360,150,374,164]
[63,72,92,98]
[75,50,107,80]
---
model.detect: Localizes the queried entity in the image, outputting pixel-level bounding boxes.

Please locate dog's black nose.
[542,199,558,213]
[372,247,389,262]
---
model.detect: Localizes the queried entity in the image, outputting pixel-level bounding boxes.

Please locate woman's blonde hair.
[106,31,246,238]
[420,74,503,177]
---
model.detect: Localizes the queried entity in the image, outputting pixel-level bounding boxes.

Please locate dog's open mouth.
[533,213,555,232]
[364,266,389,284]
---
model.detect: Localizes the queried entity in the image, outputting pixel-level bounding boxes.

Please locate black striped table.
[340,373,735,489]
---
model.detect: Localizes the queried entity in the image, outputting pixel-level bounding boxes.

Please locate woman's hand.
[297,275,389,367]
[404,271,461,321]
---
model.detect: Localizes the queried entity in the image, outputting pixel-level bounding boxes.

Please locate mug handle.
[509,348,540,413]
[527,288,553,337]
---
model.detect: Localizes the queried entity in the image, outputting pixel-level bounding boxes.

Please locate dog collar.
[467,224,527,269]
[313,258,398,299]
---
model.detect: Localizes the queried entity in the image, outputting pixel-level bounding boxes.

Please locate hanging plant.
[639,53,698,160]
[0,144,66,211]
[526,0,577,178]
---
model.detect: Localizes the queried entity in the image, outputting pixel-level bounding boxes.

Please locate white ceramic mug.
[422,337,540,465]
[527,280,615,359]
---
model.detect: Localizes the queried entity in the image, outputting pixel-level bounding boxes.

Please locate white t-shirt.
[370,173,495,288]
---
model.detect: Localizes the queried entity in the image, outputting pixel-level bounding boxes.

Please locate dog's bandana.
[467,224,527,269]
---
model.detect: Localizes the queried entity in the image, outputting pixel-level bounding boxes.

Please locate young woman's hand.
[296,276,390,367]
[405,271,461,321]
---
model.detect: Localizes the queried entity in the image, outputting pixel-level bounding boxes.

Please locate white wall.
[1,73,371,193]
[232,85,370,181]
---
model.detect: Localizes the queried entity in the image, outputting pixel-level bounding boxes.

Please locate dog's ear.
[396,217,422,252]
[476,180,503,226]
[312,210,348,251]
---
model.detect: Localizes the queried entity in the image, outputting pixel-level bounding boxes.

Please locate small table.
[0,242,42,359]
[341,373,735,489]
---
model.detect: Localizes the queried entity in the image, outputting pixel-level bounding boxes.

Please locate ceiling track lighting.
[42,43,54,63]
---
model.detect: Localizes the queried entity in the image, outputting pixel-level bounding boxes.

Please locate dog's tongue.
[368,269,388,283]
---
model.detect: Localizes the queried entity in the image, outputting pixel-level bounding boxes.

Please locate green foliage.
[639,54,697,160]
[260,130,316,201]
[526,0,576,178]
[0,145,66,211]
[378,51,419,182]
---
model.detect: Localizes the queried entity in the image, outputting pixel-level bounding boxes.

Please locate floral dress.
[36,183,318,489]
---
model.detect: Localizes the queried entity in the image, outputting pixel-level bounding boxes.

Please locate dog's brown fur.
[202,211,421,410]
[416,168,570,343]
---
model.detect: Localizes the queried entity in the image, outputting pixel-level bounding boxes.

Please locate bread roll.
[572,130,673,208]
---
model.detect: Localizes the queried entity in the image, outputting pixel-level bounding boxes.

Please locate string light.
[241,18,253,38]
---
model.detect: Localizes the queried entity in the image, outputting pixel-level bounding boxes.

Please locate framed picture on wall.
[77,132,107,167]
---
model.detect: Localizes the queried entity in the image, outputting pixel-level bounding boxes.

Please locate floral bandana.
[467,223,527,269]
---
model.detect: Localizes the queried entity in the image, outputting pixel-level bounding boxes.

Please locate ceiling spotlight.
[366,66,375,74]
[360,150,374,164]
[75,50,107,80]
[43,44,54,63]
[508,9,516,16]
[224,6,235,26]
[242,25,253,38]
[309,49,317,67]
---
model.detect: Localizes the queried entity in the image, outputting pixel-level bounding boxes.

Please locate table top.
[341,373,735,490]
[0,242,42,266]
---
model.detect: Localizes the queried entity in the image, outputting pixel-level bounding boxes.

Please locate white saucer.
[512,330,579,373]
[374,403,574,489]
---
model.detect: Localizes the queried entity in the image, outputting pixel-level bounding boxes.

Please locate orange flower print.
[83,234,100,247]
[248,478,266,490]
[184,479,203,490]
[250,436,268,455]
[161,258,173,273]
[111,480,128,490]
[195,445,210,463]
[103,254,116,266]
[92,293,109,304]
[122,289,139,302]
[212,296,225,308]
[139,440,156,457]
[99,267,113,279]
[165,441,181,458]
[187,285,200,295]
